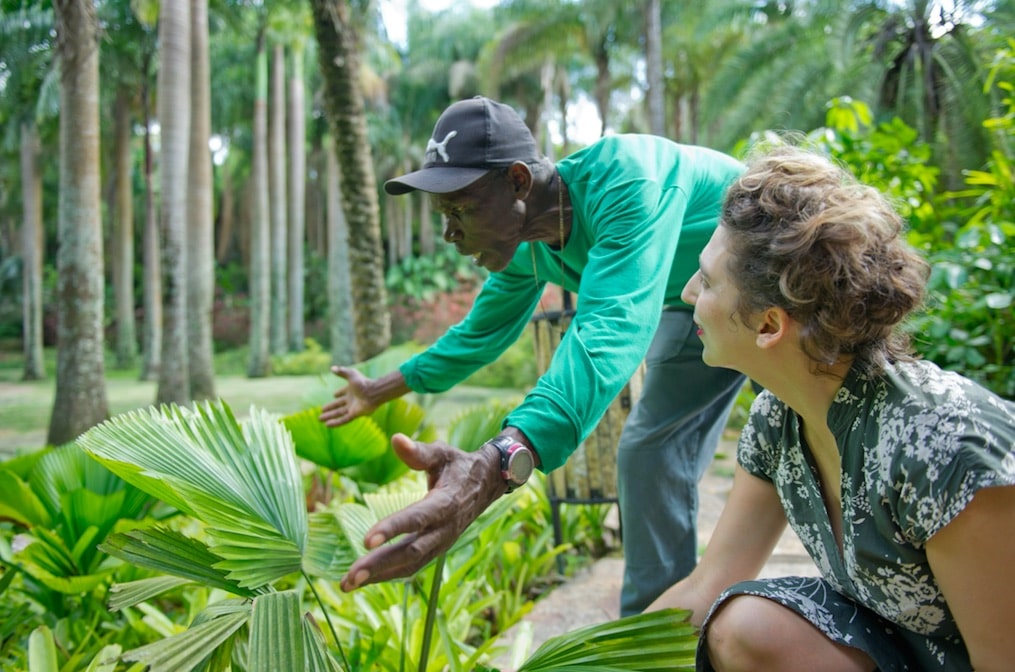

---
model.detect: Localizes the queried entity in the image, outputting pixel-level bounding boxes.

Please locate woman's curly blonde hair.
[721,145,930,375]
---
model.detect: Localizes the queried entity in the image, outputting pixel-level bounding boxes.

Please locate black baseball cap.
[384,96,541,195]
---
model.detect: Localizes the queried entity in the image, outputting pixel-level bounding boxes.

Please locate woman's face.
[681,227,758,371]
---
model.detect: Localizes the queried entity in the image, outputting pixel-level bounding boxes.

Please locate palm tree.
[20,120,46,382]
[0,6,54,382]
[868,0,1002,186]
[187,0,216,400]
[110,87,138,371]
[310,0,390,360]
[248,25,272,378]
[479,0,642,138]
[644,0,665,136]
[47,0,109,445]
[99,0,153,374]
[693,0,1005,174]
[155,0,193,405]
[288,39,308,353]
[325,135,356,365]
[269,41,289,356]
[693,1,876,151]
[139,53,162,382]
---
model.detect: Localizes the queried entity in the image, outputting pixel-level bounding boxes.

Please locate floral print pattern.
[697,360,1015,671]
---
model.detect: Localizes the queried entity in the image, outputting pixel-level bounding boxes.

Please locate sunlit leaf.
[283,407,388,470]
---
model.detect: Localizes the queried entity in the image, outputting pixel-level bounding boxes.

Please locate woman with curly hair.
[651,146,1015,671]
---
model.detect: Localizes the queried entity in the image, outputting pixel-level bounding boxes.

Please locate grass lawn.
[0,345,519,456]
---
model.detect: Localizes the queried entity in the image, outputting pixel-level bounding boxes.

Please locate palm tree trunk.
[48,0,109,445]
[326,136,356,365]
[139,51,162,382]
[269,42,288,355]
[20,121,45,381]
[644,0,665,136]
[247,30,272,378]
[216,167,236,265]
[112,88,138,370]
[187,0,215,400]
[419,193,434,256]
[287,44,307,352]
[155,0,192,406]
[306,139,326,255]
[310,0,390,360]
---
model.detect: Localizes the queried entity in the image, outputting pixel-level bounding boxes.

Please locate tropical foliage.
[0,391,698,669]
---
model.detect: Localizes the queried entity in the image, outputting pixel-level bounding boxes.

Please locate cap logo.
[425,130,458,164]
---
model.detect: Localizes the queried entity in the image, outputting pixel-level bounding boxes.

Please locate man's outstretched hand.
[339,433,506,591]
[319,366,380,427]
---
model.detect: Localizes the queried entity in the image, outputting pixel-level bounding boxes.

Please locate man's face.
[430,168,527,272]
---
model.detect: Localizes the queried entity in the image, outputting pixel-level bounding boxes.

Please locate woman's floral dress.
[697,360,1015,671]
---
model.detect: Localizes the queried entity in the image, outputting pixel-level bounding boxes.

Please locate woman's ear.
[755,307,791,350]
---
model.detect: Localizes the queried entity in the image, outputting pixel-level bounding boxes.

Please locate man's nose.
[443,222,461,243]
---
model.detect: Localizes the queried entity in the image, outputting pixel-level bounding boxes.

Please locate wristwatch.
[487,435,535,492]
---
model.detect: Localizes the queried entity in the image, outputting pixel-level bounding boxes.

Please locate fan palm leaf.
[344,398,438,486]
[282,406,389,470]
[516,608,698,671]
[78,401,308,588]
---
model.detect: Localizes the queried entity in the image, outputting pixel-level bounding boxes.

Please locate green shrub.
[271,338,333,376]
[464,329,540,390]
[810,96,1014,399]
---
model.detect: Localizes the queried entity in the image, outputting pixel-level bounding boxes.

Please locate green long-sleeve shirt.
[400,135,744,471]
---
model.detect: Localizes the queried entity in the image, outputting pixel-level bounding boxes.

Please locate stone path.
[489,441,819,670]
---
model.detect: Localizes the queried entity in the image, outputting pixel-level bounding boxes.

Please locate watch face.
[507,446,534,483]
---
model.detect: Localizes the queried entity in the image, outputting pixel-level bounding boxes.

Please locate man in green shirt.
[321,96,745,614]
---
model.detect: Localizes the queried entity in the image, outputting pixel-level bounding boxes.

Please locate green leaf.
[303,511,357,580]
[518,609,698,671]
[79,400,310,590]
[302,614,343,672]
[107,576,194,611]
[370,397,427,439]
[84,644,123,672]
[446,401,514,451]
[249,590,305,672]
[338,398,437,487]
[0,471,51,527]
[207,527,303,588]
[15,527,115,594]
[100,527,259,599]
[28,625,59,672]
[283,407,388,470]
[121,611,248,672]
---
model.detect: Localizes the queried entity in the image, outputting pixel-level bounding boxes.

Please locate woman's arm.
[647,465,787,625]
[926,484,1015,672]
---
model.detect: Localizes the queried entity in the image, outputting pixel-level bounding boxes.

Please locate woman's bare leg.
[705,595,877,672]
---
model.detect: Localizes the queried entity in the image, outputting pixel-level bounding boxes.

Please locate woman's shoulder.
[877,360,1014,428]
[861,360,1015,542]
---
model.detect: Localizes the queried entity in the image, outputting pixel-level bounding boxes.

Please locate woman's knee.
[704,595,786,671]
[703,595,875,672]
